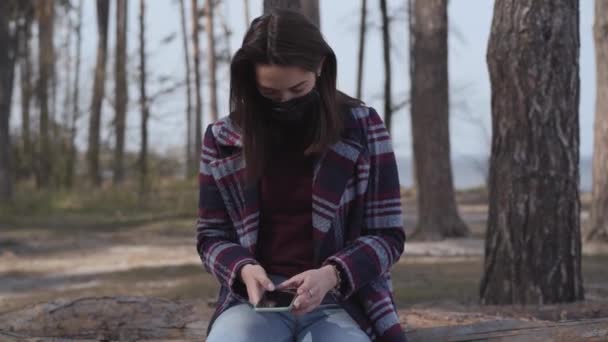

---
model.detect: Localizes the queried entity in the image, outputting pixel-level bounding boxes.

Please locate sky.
[10,0,597,178]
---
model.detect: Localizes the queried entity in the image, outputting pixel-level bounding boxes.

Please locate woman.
[196,9,407,342]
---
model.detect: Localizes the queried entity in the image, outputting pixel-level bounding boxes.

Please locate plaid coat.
[196,105,407,341]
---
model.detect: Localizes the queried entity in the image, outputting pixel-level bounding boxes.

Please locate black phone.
[253,289,297,312]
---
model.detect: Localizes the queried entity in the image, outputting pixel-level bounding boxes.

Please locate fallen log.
[1,297,607,341]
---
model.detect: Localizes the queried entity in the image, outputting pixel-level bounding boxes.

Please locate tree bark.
[66,0,83,189]
[35,0,54,189]
[139,0,149,199]
[205,0,219,123]
[480,0,584,305]
[356,0,367,100]
[59,2,74,188]
[409,0,469,240]
[87,0,110,187]
[379,0,392,133]
[587,0,608,242]
[179,0,194,178]
[114,0,128,184]
[0,1,19,202]
[191,0,203,174]
[263,0,320,28]
[18,8,33,181]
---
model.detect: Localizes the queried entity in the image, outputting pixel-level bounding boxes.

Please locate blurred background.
[0,0,606,339]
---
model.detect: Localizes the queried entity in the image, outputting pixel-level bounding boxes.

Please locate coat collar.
[208,113,365,263]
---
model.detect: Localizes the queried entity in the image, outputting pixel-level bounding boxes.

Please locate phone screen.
[255,289,296,309]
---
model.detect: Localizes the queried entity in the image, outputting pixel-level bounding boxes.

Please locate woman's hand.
[239,264,275,306]
[276,265,338,316]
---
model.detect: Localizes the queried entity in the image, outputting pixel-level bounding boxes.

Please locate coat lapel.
[311,137,364,262]
[207,119,261,255]
[208,151,260,255]
[208,117,364,263]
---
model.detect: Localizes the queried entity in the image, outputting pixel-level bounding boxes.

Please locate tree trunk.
[356,0,367,100]
[480,0,584,305]
[191,0,203,174]
[263,0,320,28]
[87,0,110,187]
[179,0,194,178]
[19,9,33,181]
[59,3,74,188]
[205,0,219,123]
[139,0,149,199]
[244,0,251,26]
[408,0,417,194]
[379,0,392,133]
[114,0,128,184]
[0,1,19,202]
[409,0,469,240]
[50,19,58,143]
[36,0,54,189]
[66,0,83,189]
[587,0,608,242]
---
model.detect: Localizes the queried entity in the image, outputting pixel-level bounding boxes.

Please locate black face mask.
[266,89,320,124]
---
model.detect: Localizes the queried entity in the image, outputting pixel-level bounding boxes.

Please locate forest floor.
[1,183,607,334]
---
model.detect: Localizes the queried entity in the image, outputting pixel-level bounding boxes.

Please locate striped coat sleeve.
[323,107,406,300]
[196,124,259,300]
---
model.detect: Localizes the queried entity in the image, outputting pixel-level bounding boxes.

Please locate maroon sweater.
[256,129,316,278]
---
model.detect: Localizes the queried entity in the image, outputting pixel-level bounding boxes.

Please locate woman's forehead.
[255,64,312,90]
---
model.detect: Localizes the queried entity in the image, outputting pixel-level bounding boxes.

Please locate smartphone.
[253,289,297,312]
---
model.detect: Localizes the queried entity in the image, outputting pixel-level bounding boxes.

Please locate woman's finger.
[255,274,275,291]
[293,285,316,308]
[277,273,304,289]
[292,294,319,316]
[296,276,314,296]
[247,283,262,305]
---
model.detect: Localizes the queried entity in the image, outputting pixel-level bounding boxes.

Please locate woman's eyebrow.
[260,80,307,91]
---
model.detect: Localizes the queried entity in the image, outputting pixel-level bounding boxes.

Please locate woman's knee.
[206,304,293,342]
[297,308,371,342]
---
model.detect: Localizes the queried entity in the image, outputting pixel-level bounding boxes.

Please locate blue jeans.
[205,302,371,342]
[206,275,371,342]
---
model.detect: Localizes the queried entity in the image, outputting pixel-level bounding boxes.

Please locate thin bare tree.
[36,0,55,188]
[66,0,83,188]
[139,0,150,198]
[191,0,203,169]
[263,0,320,28]
[18,3,34,181]
[205,0,219,123]
[356,0,367,100]
[244,0,251,26]
[587,0,608,242]
[58,0,75,187]
[87,0,110,186]
[114,0,128,184]
[0,0,20,201]
[379,0,392,133]
[179,0,194,177]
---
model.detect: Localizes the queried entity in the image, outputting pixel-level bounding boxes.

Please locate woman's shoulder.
[205,114,243,148]
[342,104,387,138]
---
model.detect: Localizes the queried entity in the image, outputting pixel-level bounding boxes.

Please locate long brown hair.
[229,9,361,182]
